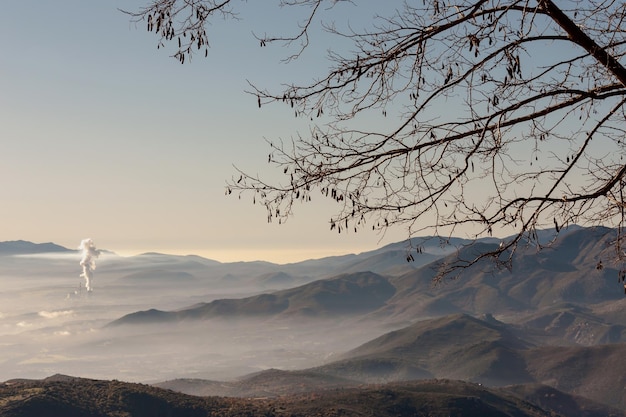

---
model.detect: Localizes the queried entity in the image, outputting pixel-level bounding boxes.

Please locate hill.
[305,313,626,410]
[314,313,533,386]
[148,311,624,411]
[523,342,626,410]
[0,376,566,417]
[111,271,396,325]
[378,226,623,320]
[514,303,626,346]
[505,383,626,417]
[108,226,625,328]
[154,369,358,397]
[0,240,71,256]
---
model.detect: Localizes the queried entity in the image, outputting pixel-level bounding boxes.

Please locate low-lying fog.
[0,252,387,383]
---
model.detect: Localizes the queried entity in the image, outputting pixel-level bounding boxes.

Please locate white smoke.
[79,238,100,292]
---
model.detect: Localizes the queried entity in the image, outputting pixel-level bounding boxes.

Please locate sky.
[0,0,412,263]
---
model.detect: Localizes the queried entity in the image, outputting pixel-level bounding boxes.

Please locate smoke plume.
[79,238,100,292]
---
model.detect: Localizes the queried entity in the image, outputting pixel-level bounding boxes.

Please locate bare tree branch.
[129,0,626,281]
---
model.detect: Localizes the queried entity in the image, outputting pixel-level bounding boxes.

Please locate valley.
[2,226,626,416]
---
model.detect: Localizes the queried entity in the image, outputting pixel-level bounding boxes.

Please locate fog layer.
[0,252,390,382]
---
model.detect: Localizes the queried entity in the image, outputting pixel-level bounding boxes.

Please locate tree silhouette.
[127,0,626,276]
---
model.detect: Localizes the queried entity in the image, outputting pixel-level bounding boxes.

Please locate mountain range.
[110,226,624,329]
[3,225,626,415]
[0,240,71,255]
[106,226,626,410]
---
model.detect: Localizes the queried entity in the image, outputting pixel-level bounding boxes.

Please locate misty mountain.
[110,271,396,325]
[145,311,626,412]
[136,252,222,265]
[0,233,488,290]
[306,313,626,410]
[334,249,438,276]
[103,253,221,275]
[375,226,623,321]
[255,271,309,288]
[0,240,71,256]
[207,234,498,282]
[124,312,591,408]
[90,237,463,291]
[109,226,625,328]
[314,313,533,386]
[1,375,585,417]
[6,226,626,414]
[289,235,491,275]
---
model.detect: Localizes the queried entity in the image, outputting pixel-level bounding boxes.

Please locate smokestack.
[78,238,100,292]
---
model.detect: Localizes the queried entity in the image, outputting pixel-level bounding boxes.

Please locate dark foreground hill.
[154,369,359,397]
[1,375,577,417]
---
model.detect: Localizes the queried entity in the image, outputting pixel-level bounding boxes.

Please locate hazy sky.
[1,1,414,262]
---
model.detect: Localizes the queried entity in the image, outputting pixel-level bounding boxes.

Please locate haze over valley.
[0,235,451,382]
[3,226,626,416]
